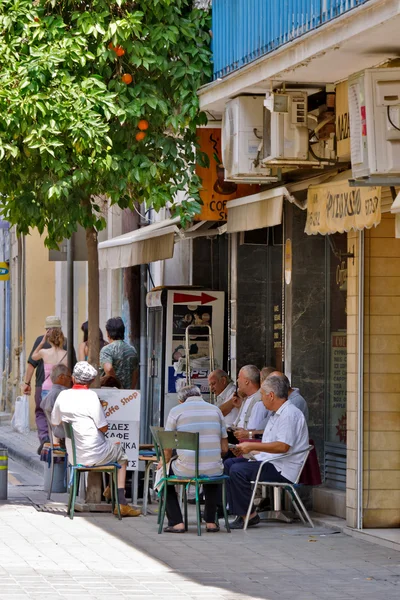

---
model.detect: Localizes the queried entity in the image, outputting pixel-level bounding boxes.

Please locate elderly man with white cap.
[51,361,140,517]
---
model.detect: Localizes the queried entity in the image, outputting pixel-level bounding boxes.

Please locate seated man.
[231,365,270,442]
[225,373,309,529]
[159,384,228,533]
[208,369,238,426]
[270,371,309,422]
[51,361,140,518]
[40,364,72,442]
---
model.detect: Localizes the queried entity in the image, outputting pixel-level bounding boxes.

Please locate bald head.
[270,371,291,388]
[208,369,231,396]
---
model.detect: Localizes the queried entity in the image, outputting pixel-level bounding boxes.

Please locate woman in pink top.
[31,326,68,401]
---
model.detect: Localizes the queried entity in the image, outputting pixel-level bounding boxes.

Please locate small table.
[131,445,158,515]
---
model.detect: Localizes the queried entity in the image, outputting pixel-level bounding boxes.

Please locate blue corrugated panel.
[212,0,371,79]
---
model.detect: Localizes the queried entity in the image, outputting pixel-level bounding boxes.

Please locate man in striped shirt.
[161,385,228,533]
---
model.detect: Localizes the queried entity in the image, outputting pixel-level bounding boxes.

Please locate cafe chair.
[63,421,122,520]
[154,429,230,536]
[244,445,314,531]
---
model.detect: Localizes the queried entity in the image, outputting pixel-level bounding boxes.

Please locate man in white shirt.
[231,365,270,441]
[225,373,309,529]
[208,369,238,427]
[51,361,141,518]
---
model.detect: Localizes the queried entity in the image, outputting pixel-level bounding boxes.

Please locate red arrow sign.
[174,292,217,305]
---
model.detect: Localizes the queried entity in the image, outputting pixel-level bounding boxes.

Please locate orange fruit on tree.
[138,119,149,131]
[122,73,133,84]
[136,131,146,142]
[116,46,125,57]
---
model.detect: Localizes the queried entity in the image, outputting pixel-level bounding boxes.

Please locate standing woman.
[31,326,68,402]
[78,321,107,362]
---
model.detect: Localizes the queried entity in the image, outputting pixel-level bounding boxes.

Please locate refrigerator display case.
[146,287,225,427]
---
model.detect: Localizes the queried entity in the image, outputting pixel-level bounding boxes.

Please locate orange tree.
[0,0,211,370]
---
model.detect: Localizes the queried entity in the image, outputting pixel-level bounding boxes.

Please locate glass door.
[147,307,164,428]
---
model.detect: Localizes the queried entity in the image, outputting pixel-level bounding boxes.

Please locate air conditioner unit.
[348,67,400,181]
[222,96,278,183]
[262,92,315,166]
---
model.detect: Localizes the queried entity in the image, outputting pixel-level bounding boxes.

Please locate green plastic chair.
[153,428,230,536]
[63,421,121,520]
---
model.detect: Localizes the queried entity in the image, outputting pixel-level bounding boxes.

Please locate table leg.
[142,463,152,516]
[132,470,139,506]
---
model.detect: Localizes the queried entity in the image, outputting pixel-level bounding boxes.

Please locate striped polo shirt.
[165,396,227,477]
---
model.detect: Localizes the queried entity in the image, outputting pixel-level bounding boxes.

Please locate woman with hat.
[31,316,68,404]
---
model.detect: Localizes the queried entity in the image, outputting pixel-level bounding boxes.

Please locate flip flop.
[163,526,185,534]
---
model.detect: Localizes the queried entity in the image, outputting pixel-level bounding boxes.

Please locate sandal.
[206,525,220,533]
[163,526,185,534]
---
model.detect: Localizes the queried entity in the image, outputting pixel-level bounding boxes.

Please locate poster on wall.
[93,388,140,471]
[328,333,347,444]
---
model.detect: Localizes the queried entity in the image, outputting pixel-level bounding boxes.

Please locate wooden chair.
[154,429,230,536]
[244,445,315,531]
[63,421,121,520]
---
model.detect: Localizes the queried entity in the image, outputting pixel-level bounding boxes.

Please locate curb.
[0,435,44,477]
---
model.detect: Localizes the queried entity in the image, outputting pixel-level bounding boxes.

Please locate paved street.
[0,458,398,600]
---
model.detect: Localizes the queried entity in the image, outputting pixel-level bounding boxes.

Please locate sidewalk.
[1,418,400,555]
[0,418,43,476]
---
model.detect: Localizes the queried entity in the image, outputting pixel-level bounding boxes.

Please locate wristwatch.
[249,431,253,439]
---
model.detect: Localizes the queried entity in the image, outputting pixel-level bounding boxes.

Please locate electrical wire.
[387,106,400,132]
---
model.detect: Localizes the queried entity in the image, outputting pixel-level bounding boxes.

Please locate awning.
[98,218,181,270]
[98,217,227,270]
[226,187,290,233]
[305,171,381,235]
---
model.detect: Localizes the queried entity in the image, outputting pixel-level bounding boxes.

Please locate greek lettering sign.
[305,178,381,235]
[195,128,259,221]
[0,262,10,281]
[92,388,140,471]
[328,333,347,445]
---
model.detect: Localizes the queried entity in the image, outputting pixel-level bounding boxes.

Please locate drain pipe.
[139,207,148,444]
[356,230,364,530]
[230,233,238,381]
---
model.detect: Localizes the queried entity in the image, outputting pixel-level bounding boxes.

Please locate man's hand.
[232,393,243,408]
[234,428,249,440]
[237,442,255,455]
[231,446,243,457]
[21,383,31,395]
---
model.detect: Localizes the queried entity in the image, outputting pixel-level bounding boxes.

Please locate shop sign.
[0,262,9,281]
[284,238,292,285]
[195,128,259,221]
[336,80,351,161]
[93,388,140,471]
[305,179,381,235]
[329,333,347,444]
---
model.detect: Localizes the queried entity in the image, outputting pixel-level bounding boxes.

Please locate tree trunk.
[85,225,102,504]
[85,226,100,386]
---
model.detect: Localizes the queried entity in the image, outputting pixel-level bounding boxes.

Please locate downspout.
[230,232,238,381]
[139,207,148,443]
[356,230,364,530]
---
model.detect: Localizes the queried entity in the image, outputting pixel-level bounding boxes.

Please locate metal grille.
[212,0,372,79]
[324,442,346,490]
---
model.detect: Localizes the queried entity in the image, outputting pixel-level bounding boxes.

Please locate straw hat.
[44,316,62,329]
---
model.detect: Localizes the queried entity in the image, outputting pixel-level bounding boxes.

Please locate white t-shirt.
[234,391,269,430]
[51,388,109,466]
[216,382,238,427]
[256,401,309,483]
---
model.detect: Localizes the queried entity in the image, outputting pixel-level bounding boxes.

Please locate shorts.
[98,443,128,466]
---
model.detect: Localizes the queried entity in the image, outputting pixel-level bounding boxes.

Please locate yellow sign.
[0,262,9,281]
[284,239,292,285]
[306,177,381,235]
[336,80,351,161]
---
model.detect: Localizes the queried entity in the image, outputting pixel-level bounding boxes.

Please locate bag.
[11,395,30,434]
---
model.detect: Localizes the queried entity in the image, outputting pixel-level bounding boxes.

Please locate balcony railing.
[212,0,372,79]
